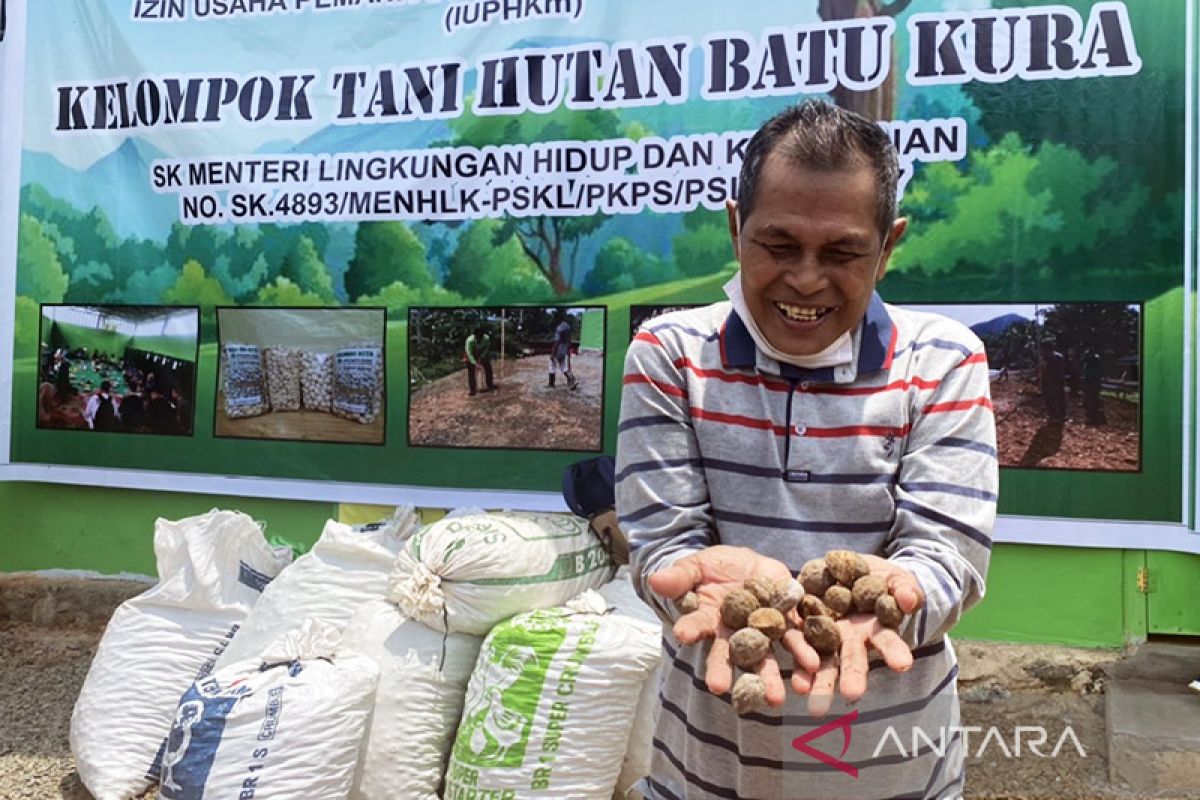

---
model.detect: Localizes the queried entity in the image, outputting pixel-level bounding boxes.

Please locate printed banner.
[7,0,1192,531]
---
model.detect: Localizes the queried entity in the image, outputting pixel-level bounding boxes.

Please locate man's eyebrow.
[824,234,874,248]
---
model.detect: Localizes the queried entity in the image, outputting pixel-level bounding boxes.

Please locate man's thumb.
[648,557,700,600]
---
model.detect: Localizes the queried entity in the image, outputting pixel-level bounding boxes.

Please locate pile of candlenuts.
[676,550,911,715]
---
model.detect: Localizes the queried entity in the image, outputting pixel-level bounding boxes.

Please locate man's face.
[727,154,906,357]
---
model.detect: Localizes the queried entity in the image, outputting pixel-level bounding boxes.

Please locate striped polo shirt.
[615,293,997,800]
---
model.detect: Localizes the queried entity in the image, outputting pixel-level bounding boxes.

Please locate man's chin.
[764,325,837,359]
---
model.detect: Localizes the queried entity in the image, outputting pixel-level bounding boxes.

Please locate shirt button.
[795,424,807,435]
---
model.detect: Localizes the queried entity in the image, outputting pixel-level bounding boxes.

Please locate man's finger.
[887,573,925,614]
[781,628,821,674]
[807,658,838,717]
[791,667,814,696]
[838,635,870,703]
[704,629,733,696]
[755,653,787,707]
[869,627,915,673]
[648,557,703,601]
[673,606,719,645]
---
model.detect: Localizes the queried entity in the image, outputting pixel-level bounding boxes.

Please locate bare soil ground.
[409,351,605,451]
[992,378,1139,471]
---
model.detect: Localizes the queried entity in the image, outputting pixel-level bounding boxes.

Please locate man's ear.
[726,199,741,262]
[876,217,908,282]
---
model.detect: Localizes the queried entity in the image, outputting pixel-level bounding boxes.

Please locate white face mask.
[723,272,855,369]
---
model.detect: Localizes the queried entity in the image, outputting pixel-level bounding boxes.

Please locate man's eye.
[826,250,865,264]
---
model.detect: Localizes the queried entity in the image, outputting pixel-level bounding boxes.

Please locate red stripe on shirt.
[690,407,791,436]
[955,352,988,369]
[674,358,942,396]
[674,359,793,392]
[805,423,913,438]
[923,397,994,415]
[624,374,688,398]
[634,331,664,347]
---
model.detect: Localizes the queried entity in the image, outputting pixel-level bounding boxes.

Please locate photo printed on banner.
[36,305,200,436]
[909,302,1142,473]
[214,306,386,445]
[408,306,606,452]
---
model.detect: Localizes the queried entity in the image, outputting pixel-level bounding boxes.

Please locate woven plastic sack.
[389,511,614,635]
[221,343,269,418]
[301,351,334,412]
[158,619,378,800]
[264,347,302,412]
[70,510,293,800]
[444,591,661,799]
[598,570,666,799]
[340,600,483,800]
[215,507,418,670]
[332,344,384,424]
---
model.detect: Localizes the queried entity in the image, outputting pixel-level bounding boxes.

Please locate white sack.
[340,600,483,800]
[444,591,661,800]
[158,619,379,800]
[70,510,293,800]
[599,570,666,800]
[390,511,614,636]
[216,507,418,669]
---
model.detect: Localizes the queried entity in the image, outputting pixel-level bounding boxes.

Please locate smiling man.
[616,100,998,799]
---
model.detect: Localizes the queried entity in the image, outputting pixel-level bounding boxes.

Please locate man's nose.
[782,255,827,295]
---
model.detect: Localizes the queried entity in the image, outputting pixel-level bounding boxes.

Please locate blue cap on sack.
[561,456,616,517]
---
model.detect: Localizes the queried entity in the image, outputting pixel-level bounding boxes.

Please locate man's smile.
[774,301,835,324]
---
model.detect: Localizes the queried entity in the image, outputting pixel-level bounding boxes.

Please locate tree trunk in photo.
[513,220,571,296]
[818,0,913,121]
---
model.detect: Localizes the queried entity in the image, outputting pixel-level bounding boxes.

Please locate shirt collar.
[719,292,896,380]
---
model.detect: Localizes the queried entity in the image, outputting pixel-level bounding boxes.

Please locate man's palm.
[648,546,819,707]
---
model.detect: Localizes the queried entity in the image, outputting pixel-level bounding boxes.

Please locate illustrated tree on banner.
[818,0,914,119]
[450,105,623,295]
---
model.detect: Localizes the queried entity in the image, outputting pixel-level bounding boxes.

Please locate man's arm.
[464,337,477,365]
[615,330,716,624]
[886,341,998,649]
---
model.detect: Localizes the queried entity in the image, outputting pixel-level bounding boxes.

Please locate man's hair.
[736,99,900,239]
[474,326,486,337]
[100,380,112,392]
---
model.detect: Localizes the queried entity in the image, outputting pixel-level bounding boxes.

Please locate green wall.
[3,481,1196,647]
[0,482,332,576]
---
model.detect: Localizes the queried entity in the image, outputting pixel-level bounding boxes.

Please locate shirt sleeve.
[885,343,998,649]
[615,330,716,624]
[465,337,477,365]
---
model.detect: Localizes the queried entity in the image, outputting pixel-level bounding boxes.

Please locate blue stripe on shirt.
[620,455,900,485]
[623,502,675,523]
[900,481,998,502]
[895,499,992,550]
[714,508,893,534]
[931,436,997,458]
[911,338,974,358]
[646,322,722,341]
[616,457,705,483]
[618,414,685,433]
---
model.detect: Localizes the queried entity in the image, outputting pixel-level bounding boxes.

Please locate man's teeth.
[775,302,830,322]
